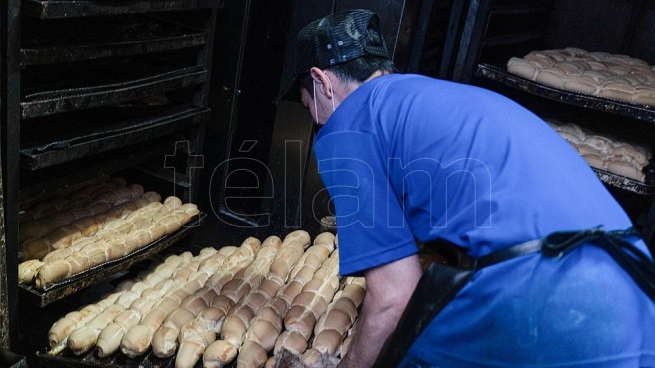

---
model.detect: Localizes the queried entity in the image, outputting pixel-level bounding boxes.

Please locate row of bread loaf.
[20,177,139,244]
[546,118,651,182]
[170,234,282,368]
[19,176,124,226]
[47,249,197,355]
[188,230,308,368]
[19,195,200,290]
[19,189,160,263]
[46,231,364,367]
[108,239,261,360]
[507,47,655,107]
[19,176,117,224]
[235,232,339,368]
[19,178,150,261]
[59,245,236,357]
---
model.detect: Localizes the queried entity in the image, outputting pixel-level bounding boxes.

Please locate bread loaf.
[47,291,123,355]
[20,182,142,243]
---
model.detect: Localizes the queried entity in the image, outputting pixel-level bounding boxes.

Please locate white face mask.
[312,74,336,125]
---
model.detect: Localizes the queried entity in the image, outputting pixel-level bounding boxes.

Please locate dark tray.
[0,349,28,368]
[20,102,209,170]
[23,0,223,19]
[20,56,206,118]
[592,167,655,196]
[475,63,655,124]
[21,15,207,65]
[36,346,237,368]
[19,137,180,203]
[20,212,206,307]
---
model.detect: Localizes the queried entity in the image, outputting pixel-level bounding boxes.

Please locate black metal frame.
[1,0,222,363]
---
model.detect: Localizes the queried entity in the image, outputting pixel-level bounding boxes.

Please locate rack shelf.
[475,63,655,124]
[475,63,655,195]
[21,103,209,170]
[23,0,223,19]
[21,58,206,119]
[21,15,207,65]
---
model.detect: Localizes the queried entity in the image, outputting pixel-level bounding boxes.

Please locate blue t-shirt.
[313,74,655,366]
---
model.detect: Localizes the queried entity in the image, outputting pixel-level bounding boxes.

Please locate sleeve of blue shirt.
[315,130,418,276]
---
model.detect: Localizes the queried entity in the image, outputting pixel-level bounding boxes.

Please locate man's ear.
[309,67,332,98]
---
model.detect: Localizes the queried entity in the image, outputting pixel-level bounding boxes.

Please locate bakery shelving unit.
[1,0,221,360]
[442,0,655,251]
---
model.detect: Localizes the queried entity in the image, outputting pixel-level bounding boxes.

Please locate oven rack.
[21,102,209,170]
[475,63,655,124]
[475,63,655,195]
[23,0,223,19]
[21,15,207,66]
[20,212,206,307]
[21,56,206,119]
[19,137,182,203]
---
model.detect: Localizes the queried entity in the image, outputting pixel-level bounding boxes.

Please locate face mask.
[312,74,337,127]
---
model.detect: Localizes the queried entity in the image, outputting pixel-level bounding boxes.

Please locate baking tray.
[475,63,655,124]
[592,167,655,196]
[0,349,28,368]
[20,56,206,119]
[20,102,209,170]
[23,0,223,19]
[19,137,180,203]
[20,212,206,307]
[21,15,207,65]
[36,347,240,368]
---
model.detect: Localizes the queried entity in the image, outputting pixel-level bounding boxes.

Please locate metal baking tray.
[20,212,206,307]
[20,102,209,170]
[20,56,206,119]
[37,349,177,368]
[19,138,180,203]
[0,349,27,368]
[475,63,655,124]
[592,167,655,196]
[23,0,223,19]
[36,347,237,368]
[21,15,207,65]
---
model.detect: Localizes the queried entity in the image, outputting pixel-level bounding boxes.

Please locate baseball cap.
[276,9,390,102]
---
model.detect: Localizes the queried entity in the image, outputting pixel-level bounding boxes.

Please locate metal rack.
[1,0,222,360]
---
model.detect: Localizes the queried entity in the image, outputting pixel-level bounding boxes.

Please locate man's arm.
[338,253,423,367]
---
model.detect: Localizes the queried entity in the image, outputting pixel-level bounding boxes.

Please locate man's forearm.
[337,255,423,367]
[337,300,400,367]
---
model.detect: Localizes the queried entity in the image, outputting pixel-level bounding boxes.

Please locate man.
[281,8,655,368]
